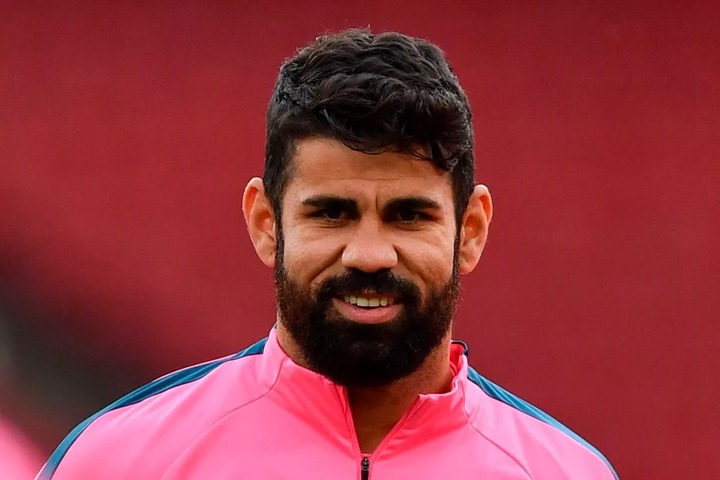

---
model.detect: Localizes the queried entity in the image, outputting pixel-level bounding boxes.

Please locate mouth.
[333,292,402,324]
[342,293,395,308]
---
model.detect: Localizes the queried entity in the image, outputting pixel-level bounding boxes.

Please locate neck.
[276,323,454,453]
[347,338,453,453]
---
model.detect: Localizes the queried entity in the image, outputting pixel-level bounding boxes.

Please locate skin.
[243,137,493,453]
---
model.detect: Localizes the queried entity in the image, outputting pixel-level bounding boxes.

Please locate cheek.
[280,228,342,285]
[400,238,456,288]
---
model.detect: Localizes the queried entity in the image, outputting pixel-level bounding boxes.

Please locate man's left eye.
[396,211,426,223]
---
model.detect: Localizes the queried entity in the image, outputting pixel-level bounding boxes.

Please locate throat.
[349,389,413,454]
[347,347,454,454]
[354,419,398,454]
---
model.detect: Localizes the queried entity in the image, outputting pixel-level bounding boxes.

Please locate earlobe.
[457,184,493,274]
[242,177,277,268]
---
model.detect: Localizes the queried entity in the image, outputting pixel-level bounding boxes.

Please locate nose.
[341,218,398,273]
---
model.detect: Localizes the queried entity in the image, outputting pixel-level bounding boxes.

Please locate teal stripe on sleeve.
[467,367,619,480]
[38,338,267,479]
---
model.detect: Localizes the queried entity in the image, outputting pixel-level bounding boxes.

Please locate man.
[39,30,618,479]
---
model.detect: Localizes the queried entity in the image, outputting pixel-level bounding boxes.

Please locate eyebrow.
[301,195,358,211]
[301,195,441,212]
[384,196,442,212]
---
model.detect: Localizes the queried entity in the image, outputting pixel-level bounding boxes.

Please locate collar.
[257,329,475,451]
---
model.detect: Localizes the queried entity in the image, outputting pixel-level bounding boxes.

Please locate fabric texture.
[38,329,618,479]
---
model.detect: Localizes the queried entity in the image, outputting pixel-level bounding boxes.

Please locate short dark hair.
[264,29,475,226]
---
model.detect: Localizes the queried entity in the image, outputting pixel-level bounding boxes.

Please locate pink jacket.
[39,329,618,479]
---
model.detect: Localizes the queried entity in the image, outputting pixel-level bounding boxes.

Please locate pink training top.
[39,329,618,479]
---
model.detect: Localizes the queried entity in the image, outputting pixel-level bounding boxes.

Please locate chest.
[154,411,531,480]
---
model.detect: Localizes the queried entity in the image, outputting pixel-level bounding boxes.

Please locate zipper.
[360,456,370,480]
[340,385,422,480]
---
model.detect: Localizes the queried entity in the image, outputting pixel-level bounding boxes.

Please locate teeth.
[343,295,394,308]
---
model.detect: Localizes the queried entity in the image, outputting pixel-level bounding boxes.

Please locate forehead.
[285,138,453,203]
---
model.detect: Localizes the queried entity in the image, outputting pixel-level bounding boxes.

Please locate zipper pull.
[361,456,370,480]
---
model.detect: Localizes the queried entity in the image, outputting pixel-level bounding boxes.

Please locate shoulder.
[38,338,268,479]
[465,367,619,480]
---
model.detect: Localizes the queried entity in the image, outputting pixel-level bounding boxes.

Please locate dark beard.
[274,259,460,388]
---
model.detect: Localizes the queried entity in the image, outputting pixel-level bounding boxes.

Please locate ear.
[457,184,493,274]
[242,177,277,269]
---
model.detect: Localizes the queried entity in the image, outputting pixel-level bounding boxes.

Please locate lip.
[332,298,403,324]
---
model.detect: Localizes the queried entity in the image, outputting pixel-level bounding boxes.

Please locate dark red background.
[2,2,719,479]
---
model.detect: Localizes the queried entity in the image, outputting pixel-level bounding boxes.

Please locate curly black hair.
[264,29,475,226]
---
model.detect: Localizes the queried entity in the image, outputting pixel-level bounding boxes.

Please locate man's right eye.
[314,208,346,221]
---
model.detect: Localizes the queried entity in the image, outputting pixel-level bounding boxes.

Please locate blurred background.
[1,1,719,478]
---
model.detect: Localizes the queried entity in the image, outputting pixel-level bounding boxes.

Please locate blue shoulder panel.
[467,367,619,479]
[38,337,267,479]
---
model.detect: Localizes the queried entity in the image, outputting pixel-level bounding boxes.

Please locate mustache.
[315,269,421,303]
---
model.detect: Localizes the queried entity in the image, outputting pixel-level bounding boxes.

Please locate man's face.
[274,138,461,387]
